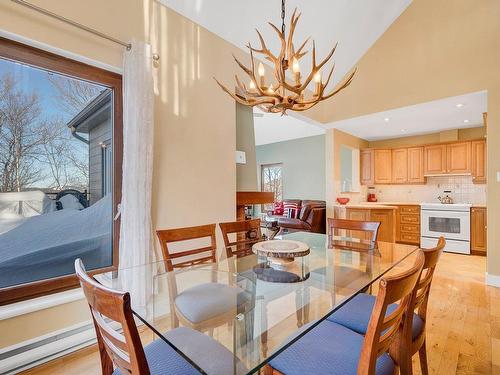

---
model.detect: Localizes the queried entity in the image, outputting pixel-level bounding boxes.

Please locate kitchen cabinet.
[471,139,486,184]
[424,142,471,175]
[362,140,479,184]
[471,207,487,255]
[407,147,425,183]
[360,149,374,185]
[447,141,471,174]
[344,207,396,243]
[374,149,392,184]
[394,205,420,246]
[424,144,447,175]
[370,209,396,243]
[346,208,371,240]
[391,148,408,183]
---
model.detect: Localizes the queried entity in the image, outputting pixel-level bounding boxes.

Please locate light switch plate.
[497,171,500,182]
[235,150,246,164]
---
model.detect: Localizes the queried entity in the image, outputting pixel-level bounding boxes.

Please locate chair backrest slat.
[357,250,425,374]
[219,219,262,258]
[327,218,381,247]
[75,259,150,375]
[413,236,445,320]
[156,224,217,272]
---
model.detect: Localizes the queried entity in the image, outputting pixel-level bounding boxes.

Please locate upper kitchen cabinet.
[374,149,392,184]
[392,148,408,183]
[471,139,487,184]
[407,147,425,183]
[424,144,447,175]
[447,141,471,174]
[360,149,375,185]
[424,141,472,176]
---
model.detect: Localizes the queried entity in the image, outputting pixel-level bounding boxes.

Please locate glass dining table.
[97,231,418,375]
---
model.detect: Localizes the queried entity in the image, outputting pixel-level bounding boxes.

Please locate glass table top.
[98,232,418,375]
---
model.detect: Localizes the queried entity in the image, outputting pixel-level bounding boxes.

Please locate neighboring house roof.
[66,89,112,135]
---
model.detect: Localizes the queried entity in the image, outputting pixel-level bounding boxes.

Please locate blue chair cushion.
[326,293,424,341]
[113,327,247,375]
[269,320,395,375]
[174,282,250,324]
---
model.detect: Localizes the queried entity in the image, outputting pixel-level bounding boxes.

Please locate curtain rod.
[10,0,132,50]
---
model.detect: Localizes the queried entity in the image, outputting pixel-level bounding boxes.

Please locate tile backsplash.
[373,176,486,204]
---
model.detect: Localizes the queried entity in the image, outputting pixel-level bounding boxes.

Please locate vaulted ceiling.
[161,0,412,87]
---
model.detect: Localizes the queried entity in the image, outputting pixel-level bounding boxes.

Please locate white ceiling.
[253,110,325,146]
[328,91,488,141]
[161,0,412,87]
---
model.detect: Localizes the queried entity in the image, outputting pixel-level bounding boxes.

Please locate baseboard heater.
[0,321,97,374]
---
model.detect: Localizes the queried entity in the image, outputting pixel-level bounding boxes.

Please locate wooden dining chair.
[328,218,381,248]
[156,224,251,333]
[266,250,425,375]
[74,258,197,375]
[156,223,217,272]
[75,259,248,375]
[219,218,262,259]
[406,236,445,374]
[327,237,445,374]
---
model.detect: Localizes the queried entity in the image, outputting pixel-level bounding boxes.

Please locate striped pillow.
[283,202,300,219]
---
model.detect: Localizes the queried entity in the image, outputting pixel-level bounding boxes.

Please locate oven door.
[421,209,470,241]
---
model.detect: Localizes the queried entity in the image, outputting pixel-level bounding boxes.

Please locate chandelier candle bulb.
[249,80,256,91]
[258,62,266,87]
[314,71,322,96]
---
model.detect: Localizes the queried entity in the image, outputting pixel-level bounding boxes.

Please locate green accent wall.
[256,135,325,200]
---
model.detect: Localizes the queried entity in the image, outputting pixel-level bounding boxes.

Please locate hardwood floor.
[21,253,499,375]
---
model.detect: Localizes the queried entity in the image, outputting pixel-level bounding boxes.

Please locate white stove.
[420,203,472,254]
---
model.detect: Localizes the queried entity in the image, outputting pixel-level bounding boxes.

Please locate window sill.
[0,289,84,321]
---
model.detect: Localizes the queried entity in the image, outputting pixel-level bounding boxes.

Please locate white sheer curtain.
[118,39,155,313]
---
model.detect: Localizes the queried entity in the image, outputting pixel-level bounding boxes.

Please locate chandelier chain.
[281,0,286,35]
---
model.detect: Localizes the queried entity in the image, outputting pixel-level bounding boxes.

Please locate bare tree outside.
[0,74,45,192]
[0,69,94,193]
[261,163,283,210]
[48,75,101,117]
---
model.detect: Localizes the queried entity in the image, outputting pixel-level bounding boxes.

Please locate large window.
[0,38,122,304]
[261,163,283,211]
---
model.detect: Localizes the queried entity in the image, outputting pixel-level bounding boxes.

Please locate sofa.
[268,199,326,234]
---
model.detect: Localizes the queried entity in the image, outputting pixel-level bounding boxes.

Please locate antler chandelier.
[214,0,356,115]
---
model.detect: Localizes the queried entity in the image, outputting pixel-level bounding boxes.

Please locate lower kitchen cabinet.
[344,207,396,243]
[370,209,396,243]
[471,207,487,255]
[395,205,420,246]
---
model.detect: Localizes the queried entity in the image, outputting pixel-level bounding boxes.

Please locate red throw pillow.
[273,201,284,215]
[283,202,300,219]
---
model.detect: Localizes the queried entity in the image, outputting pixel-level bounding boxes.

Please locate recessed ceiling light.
[463,119,470,123]
[401,129,406,132]
[456,103,464,108]
[384,117,390,122]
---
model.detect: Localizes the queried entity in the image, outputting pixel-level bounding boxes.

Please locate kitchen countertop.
[334,204,397,210]
[335,202,485,209]
[357,202,421,206]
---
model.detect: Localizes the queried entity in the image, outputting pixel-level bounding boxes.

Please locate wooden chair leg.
[418,340,429,375]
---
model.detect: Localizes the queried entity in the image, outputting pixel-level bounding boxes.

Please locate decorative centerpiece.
[252,240,310,267]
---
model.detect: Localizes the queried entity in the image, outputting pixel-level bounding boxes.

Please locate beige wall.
[317,0,500,278]
[0,0,247,348]
[368,127,486,148]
